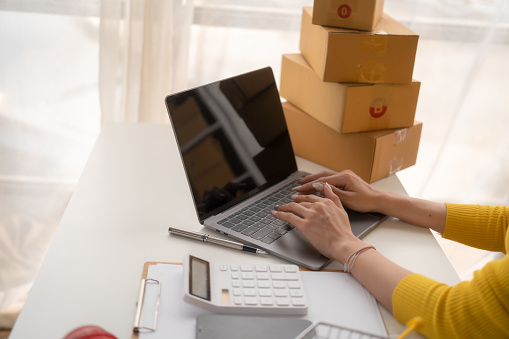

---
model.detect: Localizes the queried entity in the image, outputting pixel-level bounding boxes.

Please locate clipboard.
[132,261,387,339]
[132,262,180,339]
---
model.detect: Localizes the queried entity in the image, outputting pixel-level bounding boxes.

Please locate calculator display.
[189,256,211,301]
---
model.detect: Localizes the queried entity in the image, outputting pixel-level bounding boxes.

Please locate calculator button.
[290,290,304,297]
[232,280,241,287]
[243,289,257,297]
[287,281,301,289]
[242,281,255,288]
[273,281,286,289]
[284,265,298,273]
[219,264,228,271]
[276,298,290,306]
[240,264,253,272]
[234,297,242,305]
[260,297,274,306]
[241,272,254,280]
[233,288,241,296]
[259,289,272,297]
[256,272,269,280]
[244,297,258,305]
[291,298,306,306]
[275,290,288,297]
[231,272,240,279]
[257,281,271,288]
[269,265,283,272]
[230,264,239,271]
[255,265,268,272]
[271,273,299,281]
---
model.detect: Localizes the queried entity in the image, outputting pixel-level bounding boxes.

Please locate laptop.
[165,67,385,270]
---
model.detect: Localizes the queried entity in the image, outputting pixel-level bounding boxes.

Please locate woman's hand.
[272,182,365,263]
[295,170,385,213]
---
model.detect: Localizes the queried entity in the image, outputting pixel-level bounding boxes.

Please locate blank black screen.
[166,67,297,220]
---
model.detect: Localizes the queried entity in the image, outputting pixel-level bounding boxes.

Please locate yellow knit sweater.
[392,203,509,338]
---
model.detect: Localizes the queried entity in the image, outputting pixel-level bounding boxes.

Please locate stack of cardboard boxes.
[280,0,423,183]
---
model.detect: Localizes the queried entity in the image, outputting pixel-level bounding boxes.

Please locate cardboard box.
[282,102,422,182]
[280,53,420,133]
[312,0,385,31]
[300,7,419,84]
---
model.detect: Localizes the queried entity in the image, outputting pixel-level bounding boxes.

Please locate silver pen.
[168,227,268,255]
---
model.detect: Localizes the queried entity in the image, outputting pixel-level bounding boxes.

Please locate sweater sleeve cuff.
[393,273,448,337]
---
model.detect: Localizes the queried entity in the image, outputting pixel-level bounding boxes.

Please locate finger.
[298,171,328,184]
[291,194,323,203]
[323,182,342,205]
[274,201,310,218]
[299,171,336,184]
[271,208,308,229]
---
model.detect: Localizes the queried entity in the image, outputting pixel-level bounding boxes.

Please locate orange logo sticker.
[337,5,352,19]
[370,98,388,118]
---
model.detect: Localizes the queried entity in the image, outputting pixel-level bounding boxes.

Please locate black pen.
[168,227,268,255]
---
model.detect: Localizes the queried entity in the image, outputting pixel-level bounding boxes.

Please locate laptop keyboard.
[217,178,302,244]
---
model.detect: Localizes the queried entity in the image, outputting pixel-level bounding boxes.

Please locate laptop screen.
[166,67,298,221]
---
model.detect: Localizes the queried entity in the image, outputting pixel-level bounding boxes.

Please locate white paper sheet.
[138,264,386,339]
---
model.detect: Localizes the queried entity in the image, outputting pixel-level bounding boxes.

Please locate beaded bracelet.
[343,245,376,273]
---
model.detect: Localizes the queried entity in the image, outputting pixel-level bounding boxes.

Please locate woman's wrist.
[334,237,368,264]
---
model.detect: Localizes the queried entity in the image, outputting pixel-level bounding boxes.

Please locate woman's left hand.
[271,182,365,262]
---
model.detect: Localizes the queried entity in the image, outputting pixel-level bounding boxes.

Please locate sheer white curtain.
[99,0,193,124]
[0,0,193,330]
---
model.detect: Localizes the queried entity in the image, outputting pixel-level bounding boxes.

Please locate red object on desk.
[64,326,117,339]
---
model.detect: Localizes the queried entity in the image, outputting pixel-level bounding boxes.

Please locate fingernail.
[291,194,299,200]
[273,204,280,211]
[312,183,324,192]
[270,210,277,216]
[292,185,301,191]
[325,182,332,190]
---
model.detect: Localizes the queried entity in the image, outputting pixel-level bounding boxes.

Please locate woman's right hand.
[295,170,386,213]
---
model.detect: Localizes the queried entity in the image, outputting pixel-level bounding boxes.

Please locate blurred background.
[1,0,508,334]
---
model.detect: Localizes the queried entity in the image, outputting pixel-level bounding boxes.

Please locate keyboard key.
[232,224,248,232]
[251,228,272,240]
[261,237,276,244]
[241,226,258,236]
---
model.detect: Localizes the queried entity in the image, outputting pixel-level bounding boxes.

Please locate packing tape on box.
[355,61,386,83]
[389,157,403,175]
[360,34,387,56]
[393,128,408,145]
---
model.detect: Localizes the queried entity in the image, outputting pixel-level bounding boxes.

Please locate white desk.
[10,123,460,338]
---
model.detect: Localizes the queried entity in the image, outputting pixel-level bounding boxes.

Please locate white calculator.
[182,255,308,315]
